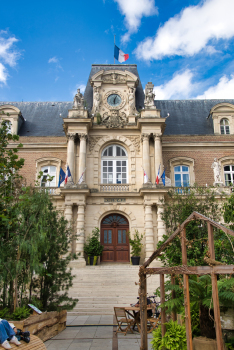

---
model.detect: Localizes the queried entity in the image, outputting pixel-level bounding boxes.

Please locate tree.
[0,121,78,312]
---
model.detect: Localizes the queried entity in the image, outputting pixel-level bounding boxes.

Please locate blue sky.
[1,0,234,101]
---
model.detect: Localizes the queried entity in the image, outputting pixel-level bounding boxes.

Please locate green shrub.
[11,306,31,320]
[128,230,143,256]
[151,320,187,350]
[0,308,11,319]
[84,228,104,258]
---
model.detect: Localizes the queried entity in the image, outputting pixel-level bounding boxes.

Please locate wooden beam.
[160,274,166,337]
[211,273,224,350]
[143,212,197,268]
[207,222,224,350]
[144,265,234,275]
[181,228,193,350]
[143,211,234,268]
[139,267,148,350]
[171,274,177,322]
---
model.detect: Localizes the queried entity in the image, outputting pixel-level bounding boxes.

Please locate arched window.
[220,119,230,134]
[174,165,190,187]
[224,165,234,186]
[101,145,128,184]
[41,165,57,187]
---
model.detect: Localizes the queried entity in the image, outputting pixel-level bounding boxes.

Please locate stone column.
[157,205,166,242]
[141,133,150,182]
[153,133,163,179]
[79,134,87,183]
[144,204,155,260]
[67,133,76,181]
[76,204,86,266]
[64,204,73,253]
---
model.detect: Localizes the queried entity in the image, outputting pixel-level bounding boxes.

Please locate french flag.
[114,45,129,63]
[65,165,72,184]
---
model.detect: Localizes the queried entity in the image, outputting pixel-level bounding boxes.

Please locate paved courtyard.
[44,315,153,350]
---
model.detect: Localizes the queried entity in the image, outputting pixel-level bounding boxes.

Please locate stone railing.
[40,187,60,195]
[100,184,130,192]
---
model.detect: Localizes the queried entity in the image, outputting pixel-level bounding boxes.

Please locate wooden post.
[207,222,224,350]
[181,228,193,350]
[171,274,177,322]
[160,274,166,336]
[140,267,148,350]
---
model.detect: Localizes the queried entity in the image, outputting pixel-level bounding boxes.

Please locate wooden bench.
[9,335,46,350]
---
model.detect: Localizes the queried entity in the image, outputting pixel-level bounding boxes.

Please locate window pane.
[122,179,127,184]
[122,167,126,172]
[108,161,113,166]
[103,150,107,156]
[108,230,112,243]
[117,173,121,183]
[118,230,122,243]
[183,174,189,186]
[122,161,126,166]
[182,166,188,172]
[103,173,107,178]
[122,149,126,156]
[123,230,126,243]
[175,174,181,187]
[117,161,121,166]
[116,147,121,156]
[122,173,126,178]
[220,126,225,134]
[226,126,230,134]
[104,230,107,244]
[50,166,56,172]
[224,166,230,171]
[108,167,113,172]
[174,166,180,172]
[103,167,107,172]
[103,161,107,166]
[108,147,113,156]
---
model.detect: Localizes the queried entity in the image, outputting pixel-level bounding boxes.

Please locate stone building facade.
[1,64,234,267]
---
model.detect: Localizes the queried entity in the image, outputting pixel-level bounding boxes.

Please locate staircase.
[68,264,160,316]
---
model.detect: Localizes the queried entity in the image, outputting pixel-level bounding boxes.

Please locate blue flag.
[161,170,165,186]
[58,167,65,187]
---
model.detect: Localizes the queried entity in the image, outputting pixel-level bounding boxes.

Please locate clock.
[107,94,122,107]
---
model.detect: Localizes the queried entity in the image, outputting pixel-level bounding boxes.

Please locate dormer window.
[220,119,230,134]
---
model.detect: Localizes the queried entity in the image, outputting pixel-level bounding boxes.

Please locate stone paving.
[44,315,153,350]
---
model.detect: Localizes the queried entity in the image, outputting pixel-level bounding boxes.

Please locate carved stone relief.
[102,73,127,84]
[102,110,128,128]
[127,136,140,153]
[89,136,102,153]
[93,87,101,114]
[211,158,224,186]
[67,133,76,141]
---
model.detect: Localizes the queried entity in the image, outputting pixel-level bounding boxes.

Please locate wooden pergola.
[138,211,234,350]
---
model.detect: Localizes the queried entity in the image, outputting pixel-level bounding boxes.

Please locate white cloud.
[48,56,62,70]
[153,70,197,100]
[0,63,8,84]
[0,31,20,84]
[135,0,234,60]
[113,0,158,43]
[196,75,234,99]
[48,56,59,64]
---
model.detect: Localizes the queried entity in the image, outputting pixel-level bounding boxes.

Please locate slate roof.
[1,64,234,137]
[156,99,234,135]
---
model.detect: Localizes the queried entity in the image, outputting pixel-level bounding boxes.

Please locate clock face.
[107,94,122,107]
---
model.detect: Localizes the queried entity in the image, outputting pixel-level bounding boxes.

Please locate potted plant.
[84,228,104,265]
[128,230,143,265]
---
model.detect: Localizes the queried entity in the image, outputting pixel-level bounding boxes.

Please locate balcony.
[100,184,130,192]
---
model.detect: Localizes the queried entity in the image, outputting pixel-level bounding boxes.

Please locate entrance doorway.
[101,214,129,262]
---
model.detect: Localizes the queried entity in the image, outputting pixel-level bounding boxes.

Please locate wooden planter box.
[11,310,67,342]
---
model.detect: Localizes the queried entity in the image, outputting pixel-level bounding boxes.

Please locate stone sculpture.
[144,82,155,109]
[93,87,101,114]
[73,89,84,109]
[128,87,136,115]
[211,158,223,185]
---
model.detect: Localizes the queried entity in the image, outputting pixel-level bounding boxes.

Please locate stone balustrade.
[100,184,130,192]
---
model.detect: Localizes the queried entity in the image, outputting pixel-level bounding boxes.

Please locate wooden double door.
[101,214,129,262]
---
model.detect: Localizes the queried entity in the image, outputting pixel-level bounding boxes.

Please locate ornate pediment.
[90,69,139,86]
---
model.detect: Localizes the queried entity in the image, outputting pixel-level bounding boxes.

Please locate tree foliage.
[0,121,78,312]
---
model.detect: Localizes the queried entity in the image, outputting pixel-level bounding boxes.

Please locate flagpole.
[114,35,116,64]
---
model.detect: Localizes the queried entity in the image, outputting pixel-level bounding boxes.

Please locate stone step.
[68,265,160,315]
